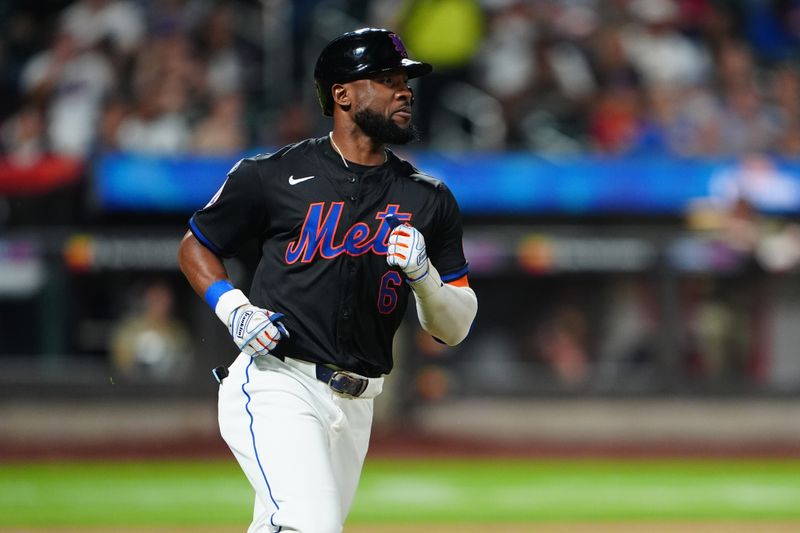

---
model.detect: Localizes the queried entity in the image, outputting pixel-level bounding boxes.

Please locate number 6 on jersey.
[378,271,403,314]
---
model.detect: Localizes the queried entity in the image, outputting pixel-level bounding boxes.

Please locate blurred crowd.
[1,0,265,163]
[2,0,800,164]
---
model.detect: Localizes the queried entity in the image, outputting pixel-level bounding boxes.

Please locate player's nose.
[397,85,413,105]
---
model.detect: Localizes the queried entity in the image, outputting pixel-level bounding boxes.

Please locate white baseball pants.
[218,352,382,533]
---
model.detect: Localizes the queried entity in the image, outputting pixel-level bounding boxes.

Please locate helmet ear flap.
[315,80,334,116]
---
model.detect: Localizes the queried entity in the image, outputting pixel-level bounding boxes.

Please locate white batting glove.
[227,304,286,357]
[209,282,288,357]
[386,219,430,283]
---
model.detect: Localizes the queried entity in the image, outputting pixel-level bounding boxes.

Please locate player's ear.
[332,83,351,112]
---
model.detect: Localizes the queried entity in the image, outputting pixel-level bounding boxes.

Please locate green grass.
[0,458,799,526]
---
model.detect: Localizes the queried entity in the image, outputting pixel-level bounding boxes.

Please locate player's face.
[349,70,418,145]
[354,70,412,122]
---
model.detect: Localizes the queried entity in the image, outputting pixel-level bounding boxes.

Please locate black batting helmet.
[314,28,433,116]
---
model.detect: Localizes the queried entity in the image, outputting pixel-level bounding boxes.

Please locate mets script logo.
[285,203,411,264]
[388,33,408,58]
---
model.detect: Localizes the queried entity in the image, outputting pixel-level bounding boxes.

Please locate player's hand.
[227,305,289,357]
[386,217,429,283]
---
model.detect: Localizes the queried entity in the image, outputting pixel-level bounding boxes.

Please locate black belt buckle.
[328,371,368,398]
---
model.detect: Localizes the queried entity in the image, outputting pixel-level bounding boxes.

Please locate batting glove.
[206,280,288,357]
[229,304,289,357]
[386,217,430,283]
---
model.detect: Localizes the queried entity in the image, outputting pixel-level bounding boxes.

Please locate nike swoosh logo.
[288,175,316,185]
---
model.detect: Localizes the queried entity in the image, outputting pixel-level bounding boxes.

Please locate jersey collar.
[319,134,392,174]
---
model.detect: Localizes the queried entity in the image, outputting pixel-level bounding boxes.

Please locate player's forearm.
[177,230,230,298]
[410,264,477,346]
[178,231,285,355]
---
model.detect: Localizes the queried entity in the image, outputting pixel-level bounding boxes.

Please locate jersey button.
[349,195,357,201]
[349,177,356,183]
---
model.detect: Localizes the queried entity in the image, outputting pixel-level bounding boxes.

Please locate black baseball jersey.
[189,136,469,377]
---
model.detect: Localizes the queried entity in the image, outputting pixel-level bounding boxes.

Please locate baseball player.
[178,28,478,533]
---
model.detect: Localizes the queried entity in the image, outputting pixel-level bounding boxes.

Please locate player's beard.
[354,108,419,145]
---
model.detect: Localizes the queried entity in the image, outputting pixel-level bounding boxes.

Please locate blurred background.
[3,0,800,460]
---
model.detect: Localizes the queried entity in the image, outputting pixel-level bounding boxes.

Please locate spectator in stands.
[116,29,201,154]
[716,80,782,155]
[771,62,800,156]
[130,28,205,112]
[191,92,246,154]
[196,3,244,96]
[681,195,767,384]
[20,30,114,157]
[96,96,128,152]
[110,280,192,382]
[116,79,192,155]
[530,304,590,388]
[713,41,782,155]
[59,0,145,57]
[59,0,146,88]
[515,2,598,152]
[472,2,538,146]
[621,0,711,90]
[588,81,646,154]
[591,25,641,99]
[586,25,649,154]
[1,105,47,167]
[0,9,43,121]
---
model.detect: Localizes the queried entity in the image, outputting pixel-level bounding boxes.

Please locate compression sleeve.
[408,262,477,346]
